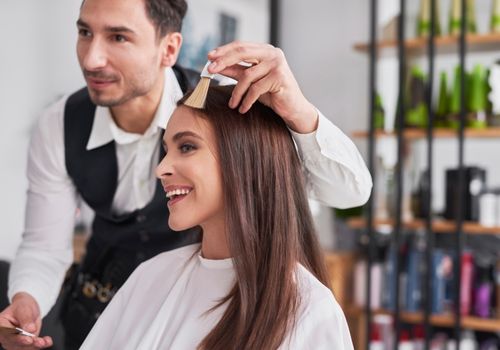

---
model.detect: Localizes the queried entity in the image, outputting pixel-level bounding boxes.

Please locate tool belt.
[60,243,142,346]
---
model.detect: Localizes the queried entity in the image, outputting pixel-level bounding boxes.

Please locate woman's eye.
[179,143,196,153]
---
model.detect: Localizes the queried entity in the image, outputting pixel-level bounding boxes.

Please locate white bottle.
[398,330,414,350]
[460,330,478,350]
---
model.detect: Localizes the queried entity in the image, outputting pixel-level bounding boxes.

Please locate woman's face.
[156,106,225,233]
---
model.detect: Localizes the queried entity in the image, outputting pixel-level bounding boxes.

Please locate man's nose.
[82,38,107,71]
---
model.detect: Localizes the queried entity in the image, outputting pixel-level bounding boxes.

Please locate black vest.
[63,66,201,284]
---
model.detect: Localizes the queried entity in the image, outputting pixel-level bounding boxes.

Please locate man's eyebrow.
[76,19,89,28]
[76,19,136,35]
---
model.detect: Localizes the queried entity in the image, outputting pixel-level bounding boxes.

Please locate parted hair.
[178,85,330,350]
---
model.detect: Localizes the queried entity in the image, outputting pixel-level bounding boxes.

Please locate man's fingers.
[207,41,277,74]
[16,305,37,333]
[239,78,275,114]
[33,335,53,348]
[229,61,273,109]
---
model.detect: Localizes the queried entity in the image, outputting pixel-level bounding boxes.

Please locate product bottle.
[435,71,449,127]
[449,0,477,35]
[413,325,425,350]
[495,259,500,319]
[491,0,500,33]
[449,65,469,129]
[417,0,442,37]
[488,60,500,126]
[460,330,478,350]
[368,324,384,350]
[460,251,475,315]
[467,64,488,129]
[474,263,493,318]
[405,66,428,128]
[398,330,414,350]
[374,93,385,130]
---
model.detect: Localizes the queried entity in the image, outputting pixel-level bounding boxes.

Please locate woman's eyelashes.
[179,142,197,154]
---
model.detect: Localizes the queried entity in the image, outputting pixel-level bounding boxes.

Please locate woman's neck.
[200,221,230,260]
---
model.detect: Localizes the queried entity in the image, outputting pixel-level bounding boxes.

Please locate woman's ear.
[160,32,183,67]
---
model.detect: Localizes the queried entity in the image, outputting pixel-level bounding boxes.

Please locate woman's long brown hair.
[179,85,330,350]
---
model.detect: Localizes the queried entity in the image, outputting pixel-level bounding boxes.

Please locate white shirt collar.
[86,67,184,150]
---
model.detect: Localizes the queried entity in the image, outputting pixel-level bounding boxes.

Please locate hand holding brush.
[205,41,319,134]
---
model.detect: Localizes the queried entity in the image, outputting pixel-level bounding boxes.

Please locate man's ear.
[160,32,183,67]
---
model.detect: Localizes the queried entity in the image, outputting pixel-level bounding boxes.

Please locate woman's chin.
[168,219,193,232]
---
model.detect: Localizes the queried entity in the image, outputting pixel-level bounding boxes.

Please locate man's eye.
[78,29,91,37]
[113,35,127,42]
[179,144,196,153]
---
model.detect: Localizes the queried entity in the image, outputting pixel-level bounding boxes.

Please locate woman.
[80,85,353,349]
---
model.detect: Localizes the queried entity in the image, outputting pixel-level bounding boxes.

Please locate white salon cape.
[80,244,354,350]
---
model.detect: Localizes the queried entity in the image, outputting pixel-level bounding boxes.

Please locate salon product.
[368,324,384,350]
[449,0,477,35]
[495,259,500,318]
[491,0,500,33]
[460,330,478,350]
[444,166,486,221]
[479,193,497,227]
[398,330,413,350]
[435,71,449,127]
[461,251,474,315]
[474,264,493,318]
[488,60,500,126]
[417,0,442,37]
[468,65,488,129]
[413,325,425,350]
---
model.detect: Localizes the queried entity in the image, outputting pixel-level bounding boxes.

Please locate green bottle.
[491,0,500,33]
[435,71,449,127]
[417,0,442,37]
[374,93,385,130]
[449,65,468,129]
[406,66,428,128]
[449,0,477,35]
[467,64,488,129]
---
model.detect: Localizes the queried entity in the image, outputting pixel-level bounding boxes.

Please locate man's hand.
[207,41,319,134]
[0,293,52,349]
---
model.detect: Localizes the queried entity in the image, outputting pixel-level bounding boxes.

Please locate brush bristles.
[184,77,211,109]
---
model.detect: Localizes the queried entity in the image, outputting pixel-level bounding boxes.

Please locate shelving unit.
[352,127,500,140]
[351,2,500,349]
[346,306,500,333]
[347,217,500,235]
[354,33,500,54]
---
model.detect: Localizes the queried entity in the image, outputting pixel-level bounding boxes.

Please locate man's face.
[76,0,164,107]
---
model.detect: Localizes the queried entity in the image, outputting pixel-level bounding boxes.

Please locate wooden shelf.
[352,127,500,140]
[346,306,500,333]
[347,217,500,235]
[354,33,500,54]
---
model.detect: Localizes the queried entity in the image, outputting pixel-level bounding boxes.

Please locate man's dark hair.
[144,0,188,36]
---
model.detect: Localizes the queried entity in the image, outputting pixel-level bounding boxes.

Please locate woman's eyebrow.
[172,131,203,142]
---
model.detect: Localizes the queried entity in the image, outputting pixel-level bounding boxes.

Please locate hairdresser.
[0,0,372,349]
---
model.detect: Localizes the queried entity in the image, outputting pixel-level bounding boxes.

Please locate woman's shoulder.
[288,265,354,349]
[293,265,346,329]
[295,265,336,307]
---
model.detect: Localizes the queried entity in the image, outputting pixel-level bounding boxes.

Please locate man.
[0,0,372,349]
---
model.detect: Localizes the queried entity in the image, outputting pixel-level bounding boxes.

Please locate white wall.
[280,0,370,248]
[0,0,84,260]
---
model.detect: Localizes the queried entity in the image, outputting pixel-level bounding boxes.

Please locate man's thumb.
[16,305,38,333]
